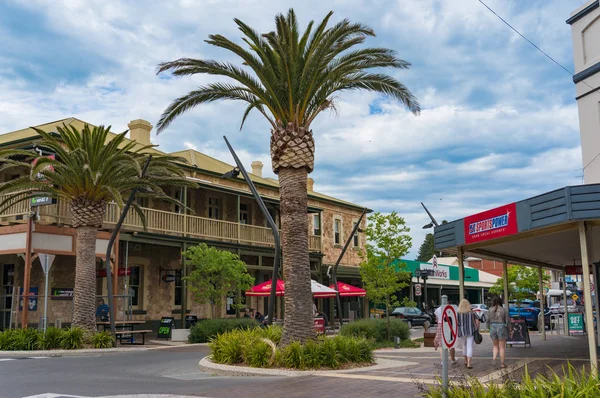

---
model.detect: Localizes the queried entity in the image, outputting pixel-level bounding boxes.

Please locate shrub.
[279,341,305,369]
[340,318,410,342]
[39,327,65,350]
[209,326,374,370]
[91,331,114,349]
[244,339,273,368]
[189,318,259,343]
[424,364,598,398]
[0,328,41,350]
[60,327,85,350]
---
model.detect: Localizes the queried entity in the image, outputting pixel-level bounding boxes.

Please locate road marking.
[0,356,52,362]
[317,372,438,384]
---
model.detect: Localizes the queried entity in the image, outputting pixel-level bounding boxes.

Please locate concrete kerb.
[198,356,419,377]
[0,347,149,357]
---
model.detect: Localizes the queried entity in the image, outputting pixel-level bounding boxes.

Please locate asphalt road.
[0,327,429,398]
[0,345,275,398]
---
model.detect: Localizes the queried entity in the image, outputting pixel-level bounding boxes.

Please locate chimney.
[128,119,152,145]
[251,161,263,177]
[307,177,314,192]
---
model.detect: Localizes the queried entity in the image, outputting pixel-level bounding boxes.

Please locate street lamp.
[221,136,280,325]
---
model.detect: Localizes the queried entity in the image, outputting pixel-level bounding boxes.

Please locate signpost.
[415,284,422,297]
[568,313,585,335]
[38,253,56,332]
[440,296,457,395]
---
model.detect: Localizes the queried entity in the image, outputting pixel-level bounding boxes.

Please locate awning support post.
[562,271,568,334]
[578,222,597,376]
[457,247,465,301]
[594,262,600,344]
[538,266,546,341]
[502,260,509,310]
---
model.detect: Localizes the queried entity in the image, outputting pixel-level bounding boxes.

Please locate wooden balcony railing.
[0,194,322,251]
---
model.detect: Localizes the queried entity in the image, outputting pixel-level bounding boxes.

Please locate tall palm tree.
[156,9,420,343]
[0,124,193,334]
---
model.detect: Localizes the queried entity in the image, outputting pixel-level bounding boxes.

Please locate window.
[353,221,359,247]
[239,203,249,224]
[208,197,220,220]
[128,266,143,308]
[267,207,278,227]
[174,270,182,307]
[226,293,236,315]
[334,218,342,245]
[136,197,149,208]
[1,264,14,310]
[313,214,321,236]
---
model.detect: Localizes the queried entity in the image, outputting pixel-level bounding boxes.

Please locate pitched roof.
[1,118,366,210]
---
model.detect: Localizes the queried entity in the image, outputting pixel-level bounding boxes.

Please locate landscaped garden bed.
[422,364,599,397]
[340,318,417,349]
[209,325,373,370]
[0,327,114,351]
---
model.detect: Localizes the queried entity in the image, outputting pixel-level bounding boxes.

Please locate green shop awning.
[393,259,480,283]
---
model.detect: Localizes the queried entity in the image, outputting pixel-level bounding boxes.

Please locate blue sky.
[0,0,586,258]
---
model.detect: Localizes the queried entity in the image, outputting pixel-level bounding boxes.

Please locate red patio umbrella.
[245,279,285,296]
[330,281,367,297]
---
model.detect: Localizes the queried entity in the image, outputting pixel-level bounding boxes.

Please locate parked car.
[471,304,489,322]
[509,300,542,330]
[549,299,583,314]
[391,307,432,328]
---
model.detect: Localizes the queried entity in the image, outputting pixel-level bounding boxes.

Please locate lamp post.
[221,136,280,325]
[104,156,152,340]
[331,208,367,326]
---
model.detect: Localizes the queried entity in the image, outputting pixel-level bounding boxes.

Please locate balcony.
[0,195,322,252]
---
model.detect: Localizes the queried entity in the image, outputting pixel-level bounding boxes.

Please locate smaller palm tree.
[0,124,194,333]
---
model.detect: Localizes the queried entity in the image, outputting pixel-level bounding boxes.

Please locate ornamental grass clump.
[209,326,374,370]
[424,364,599,398]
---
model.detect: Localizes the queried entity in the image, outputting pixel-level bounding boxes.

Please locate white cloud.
[0,0,586,258]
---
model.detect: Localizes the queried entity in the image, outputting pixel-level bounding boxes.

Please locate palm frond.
[0,124,197,224]
[156,8,419,132]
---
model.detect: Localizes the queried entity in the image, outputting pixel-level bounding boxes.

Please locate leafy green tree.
[489,265,549,305]
[416,233,434,262]
[416,220,448,262]
[360,212,412,340]
[183,244,254,319]
[0,124,191,334]
[156,9,419,344]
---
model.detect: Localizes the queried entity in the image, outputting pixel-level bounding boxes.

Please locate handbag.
[472,312,483,344]
[474,330,483,344]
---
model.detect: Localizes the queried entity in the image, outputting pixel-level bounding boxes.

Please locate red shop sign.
[565,265,592,275]
[464,203,518,245]
[96,268,132,278]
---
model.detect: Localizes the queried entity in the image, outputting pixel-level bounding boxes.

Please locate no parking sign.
[442,305,458,349]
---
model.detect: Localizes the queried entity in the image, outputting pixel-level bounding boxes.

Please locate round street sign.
[442,305,458,349]
[415,284,422,297]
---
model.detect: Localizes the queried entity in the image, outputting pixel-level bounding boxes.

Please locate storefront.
[398,259,498,309]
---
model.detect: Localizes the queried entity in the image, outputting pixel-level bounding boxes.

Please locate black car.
[391,307,432,328]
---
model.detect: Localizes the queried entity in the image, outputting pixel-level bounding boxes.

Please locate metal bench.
[114,329,152,345]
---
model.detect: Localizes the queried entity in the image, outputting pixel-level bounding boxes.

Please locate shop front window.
[128,266,142,308]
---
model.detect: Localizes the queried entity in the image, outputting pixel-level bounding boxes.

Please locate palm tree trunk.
[72,226,98,334]
[279,167,314,345]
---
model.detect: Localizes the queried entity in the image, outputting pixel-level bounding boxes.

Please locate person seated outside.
[254,311,265,323]
[96,298,109,321]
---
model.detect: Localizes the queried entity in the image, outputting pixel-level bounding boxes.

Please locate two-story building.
[0,117,368,329]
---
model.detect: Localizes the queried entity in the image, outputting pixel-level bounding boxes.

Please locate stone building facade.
[0,117,368,330]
